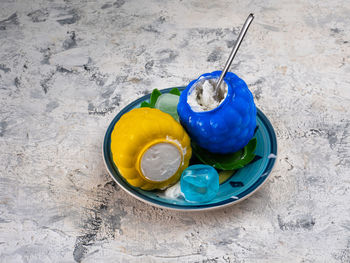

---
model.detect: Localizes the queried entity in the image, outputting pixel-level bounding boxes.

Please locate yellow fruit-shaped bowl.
[110,108,192,190]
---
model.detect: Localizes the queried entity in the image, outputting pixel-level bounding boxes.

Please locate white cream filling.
[163,181,182,199]
[166,136,186,165]
[140,143,181,182]
[187,78,228,112]
[268,153,277,159]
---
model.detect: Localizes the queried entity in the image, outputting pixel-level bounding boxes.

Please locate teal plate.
[103,87,277,211]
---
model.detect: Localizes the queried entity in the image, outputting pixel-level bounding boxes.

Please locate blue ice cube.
[180,164,219,203]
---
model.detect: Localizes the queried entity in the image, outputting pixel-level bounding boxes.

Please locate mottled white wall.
[0,0,349,262]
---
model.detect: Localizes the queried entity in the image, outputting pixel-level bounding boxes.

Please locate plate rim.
[102,87,278,211]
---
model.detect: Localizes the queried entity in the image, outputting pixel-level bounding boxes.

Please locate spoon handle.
[215,13,254,95]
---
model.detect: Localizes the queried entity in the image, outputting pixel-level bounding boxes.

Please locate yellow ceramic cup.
[111,108,192,190]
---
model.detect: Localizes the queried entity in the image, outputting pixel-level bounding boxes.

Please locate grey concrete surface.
[0,0,349,262]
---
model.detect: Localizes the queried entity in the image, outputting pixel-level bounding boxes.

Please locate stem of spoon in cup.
[214,13,255,101]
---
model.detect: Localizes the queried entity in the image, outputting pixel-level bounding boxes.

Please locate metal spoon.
[214,13,255,101]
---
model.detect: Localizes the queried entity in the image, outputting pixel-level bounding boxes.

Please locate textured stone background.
[1,0,349,262]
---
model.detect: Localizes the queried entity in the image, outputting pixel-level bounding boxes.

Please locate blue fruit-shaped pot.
[177,71,256,154]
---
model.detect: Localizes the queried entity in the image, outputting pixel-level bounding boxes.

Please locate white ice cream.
[268,153,277,159]
[166,136,187,165]
[187,78,228,112]
[163,181,182,199]
[140,143,181,182]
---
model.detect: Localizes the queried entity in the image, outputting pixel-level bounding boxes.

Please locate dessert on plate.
[178,71,256,154]
[110,72,257,203]
[110,107,191,190]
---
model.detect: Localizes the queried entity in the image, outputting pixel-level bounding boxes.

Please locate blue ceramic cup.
[177,71,256,154]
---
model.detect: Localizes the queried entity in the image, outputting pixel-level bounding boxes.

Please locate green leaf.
[237,138,257,166]
[245,137,257,153]
[140,101,151,108]
[169,88,181,96]
[150,89,162,108]
[192,138,257,170]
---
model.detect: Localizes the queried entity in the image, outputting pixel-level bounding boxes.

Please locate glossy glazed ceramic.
[110,107,191,190]
[177,71,256,154]
[103,87,277,211]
